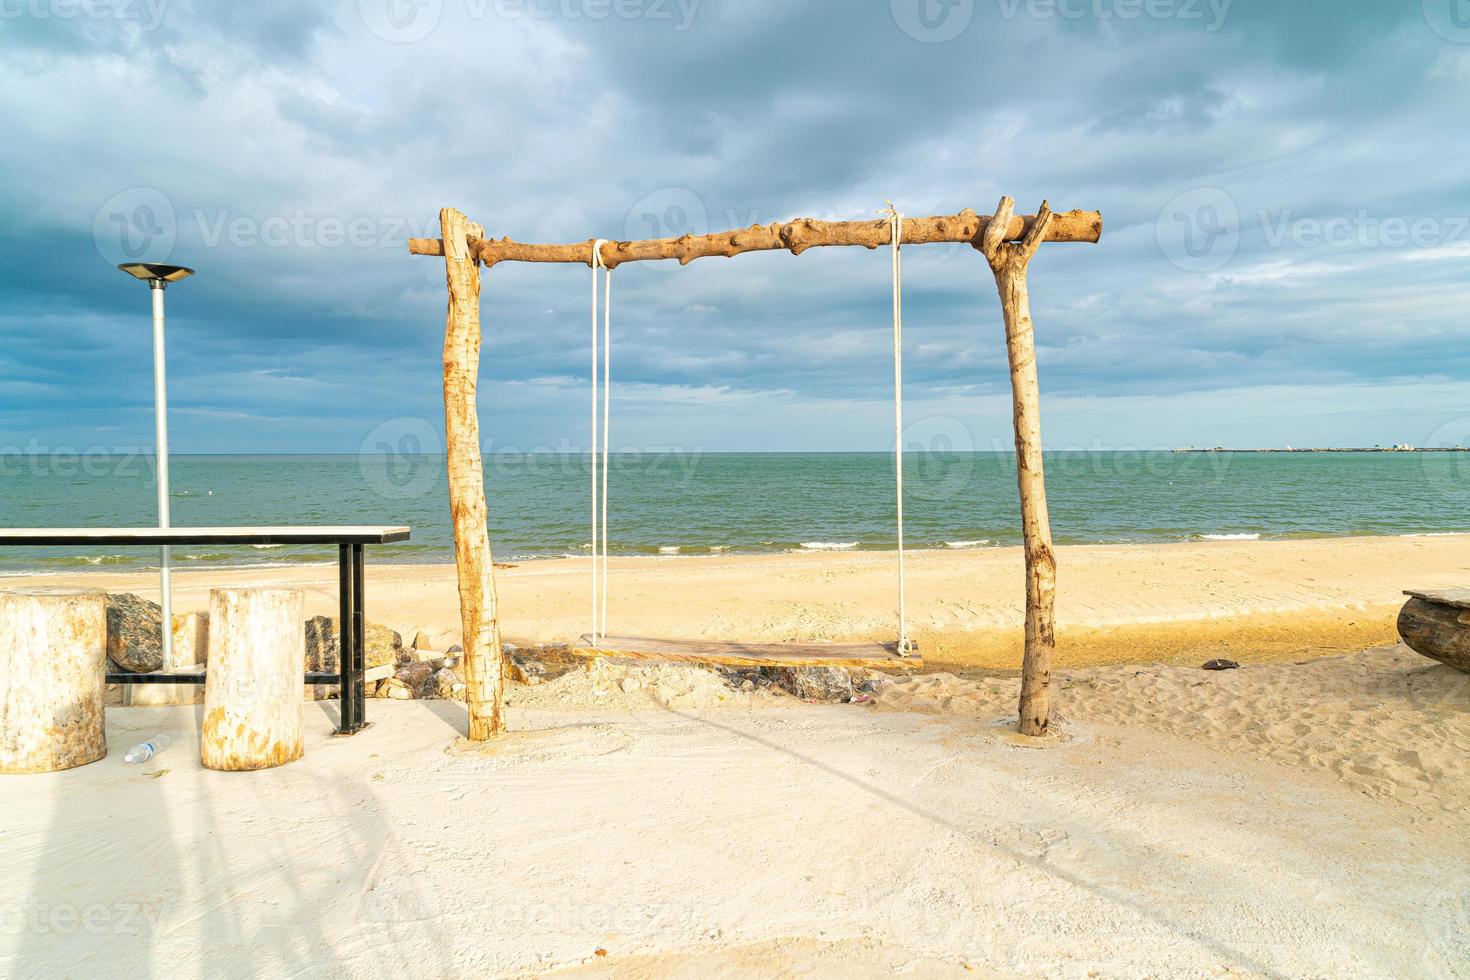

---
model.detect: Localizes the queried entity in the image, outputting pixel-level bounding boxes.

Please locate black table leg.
[337,543,357,734]
[351,542,367,732]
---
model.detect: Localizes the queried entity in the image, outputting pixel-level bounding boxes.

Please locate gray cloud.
[2,0,1468,452]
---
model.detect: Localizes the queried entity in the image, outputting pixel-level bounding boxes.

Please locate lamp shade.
[117,263,195,284]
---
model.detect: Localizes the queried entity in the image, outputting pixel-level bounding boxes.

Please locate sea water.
[0,451,1466,571]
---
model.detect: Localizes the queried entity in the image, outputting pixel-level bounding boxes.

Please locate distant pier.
[1172,447,1469,453]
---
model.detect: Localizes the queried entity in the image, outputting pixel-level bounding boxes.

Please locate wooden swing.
[410,198,1102,740]
[573,211,918,670]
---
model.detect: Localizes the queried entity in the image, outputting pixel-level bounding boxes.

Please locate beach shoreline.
[6,533,1465,670]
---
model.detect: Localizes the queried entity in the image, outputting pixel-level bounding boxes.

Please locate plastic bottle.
[123,734,172,764]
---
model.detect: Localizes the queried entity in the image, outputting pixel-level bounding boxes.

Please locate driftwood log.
[409,208,1100,270]
[201,589,305,771]
[411,198,1100,740]
[1399,591,1470,672]
[0,588,108,773]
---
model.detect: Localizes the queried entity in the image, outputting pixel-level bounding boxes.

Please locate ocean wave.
[1196,533,1262,541]
[709,545,730,553]
[658,546,680,555]
[800,541,858,551]
[944,540,991,549]
[34,554,132,567]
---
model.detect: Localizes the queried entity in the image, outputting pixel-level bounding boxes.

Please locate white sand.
[14,533,1470,670]
[2,645,1467,977]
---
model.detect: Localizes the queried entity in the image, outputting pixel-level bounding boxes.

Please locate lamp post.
[118,262,195,661]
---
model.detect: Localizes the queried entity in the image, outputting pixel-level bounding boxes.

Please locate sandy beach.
[7,533,1468,670]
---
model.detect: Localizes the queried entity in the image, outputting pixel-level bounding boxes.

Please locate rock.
[1202,659,1240,671]
[619,677,641,693]
[303,616,402,673]
[364,663,396,684]
[394,661,435,698]
[507,645,584,686]
[431,667,464,700]
[381,678,414,699]
[769,666,855,702]
[105,593,164,673]
[507,656,543,685]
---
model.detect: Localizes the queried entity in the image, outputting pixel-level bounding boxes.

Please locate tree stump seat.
[0,588,108,773]
[201,588,307,771]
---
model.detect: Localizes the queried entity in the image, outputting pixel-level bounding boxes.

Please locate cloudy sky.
[3,0,1469,456]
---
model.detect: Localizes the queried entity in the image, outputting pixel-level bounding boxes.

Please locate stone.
[508,657,543,686]
[394,661,435,698]
[382,678,414,700]
[105,593,164,673]
[303,616,402,673]
[431,667,465,700]
[507,645,583,686]
[769,666,855,703]
[108,605,210,705]
[1202,659,1240,671]
[364,663,395,684]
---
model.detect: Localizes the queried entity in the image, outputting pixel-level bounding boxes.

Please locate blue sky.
[3,0,1469,456]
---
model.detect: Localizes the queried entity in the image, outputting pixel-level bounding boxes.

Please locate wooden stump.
[201,589,306,771]
[0,588,108,774]
[1398,592,1470,672]
[129,611,209,706]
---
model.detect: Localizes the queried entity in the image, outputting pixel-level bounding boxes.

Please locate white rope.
[600,251,612,639]
[590,239,608,645]
[883,203,912,655]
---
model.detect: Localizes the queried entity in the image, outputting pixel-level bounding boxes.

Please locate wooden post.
[440,207,508,740]
[201,588,306,771]
[0,588,107,773]
[979,197,1059,738]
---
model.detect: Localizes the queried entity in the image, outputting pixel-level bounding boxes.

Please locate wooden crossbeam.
[408,207,1101,270]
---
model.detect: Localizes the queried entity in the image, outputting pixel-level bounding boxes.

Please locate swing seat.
[573,634,920,669]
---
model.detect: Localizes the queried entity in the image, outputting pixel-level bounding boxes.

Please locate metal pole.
[150,280,172,662]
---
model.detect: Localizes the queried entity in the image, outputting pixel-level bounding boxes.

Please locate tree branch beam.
[408,208,1100,270]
